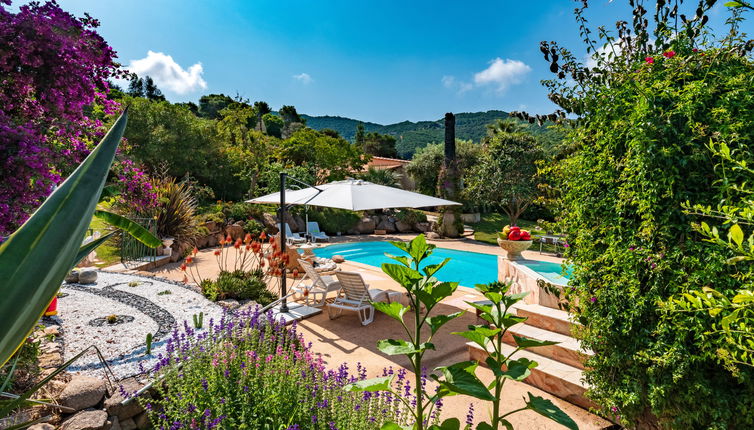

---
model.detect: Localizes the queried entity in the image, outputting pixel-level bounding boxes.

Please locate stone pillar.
[437,113,462,238]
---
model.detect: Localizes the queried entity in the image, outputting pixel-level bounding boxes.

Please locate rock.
[133,412,150,430]
[119,418,137,430]
[28,424,56,430]
[425,232,441,240]
[332,255,345,263]
[104,381,144,421]
[415,222,431,232]
[59,376,106,411]
[395,220,413,233]
[44,325,60,336]
[262,213,278,232]
[204,221,218,233]
[38,352,63,368]
[283,212,298,232]
[109,416,121,430]
[195,235,209,249]
[60,410,108,430]
[293,215,306,232]
[356,217,376,234]
[376,217,397,233]
[78,269,97,284]
[206,234,218,247]
[217,299,240,310]
[65,270,80,283]
[226,224,244,240]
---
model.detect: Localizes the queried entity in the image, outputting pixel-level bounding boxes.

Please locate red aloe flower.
[663,51,675,58]
[645,56,654,64]
[192,246,198,256]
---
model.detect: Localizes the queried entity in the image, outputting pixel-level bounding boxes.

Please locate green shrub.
[243,219,264,237]
[535,5,754,427]
[305,207,360,235]
[394,208,427,226]
[199,270,275,304]
[141,177,198,241]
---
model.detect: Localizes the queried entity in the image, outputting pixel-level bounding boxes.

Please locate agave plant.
[0,110,133,367]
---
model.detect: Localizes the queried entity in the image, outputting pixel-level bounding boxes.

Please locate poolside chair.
[328,271,391,325]
[292,260,342,307]
[307,221,330,242]
[278,223,306,245]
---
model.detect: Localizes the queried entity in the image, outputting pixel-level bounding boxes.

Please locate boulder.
[133,412,150,430]
[284,212,298,232]
[65,270,80,283]
[332,255,345,263]
[118,418,137,430]
[356,217,376,234]
[425,232,441,240]
[104,380,145,421]
[395,220,413,233]
[376,217,397,234]
[28,424,55,430]
[217,299,240,310]
[60,410,108,430]
[78,269,97,284]
[226,224,244,241]
[293,215,307,233]
[415,222,431,233]
[109,417,121,430]
[204,221,218,233]
[206,234,219,247]
[262,213,278,232]
[195,235,209,249]
[59,376,106,411]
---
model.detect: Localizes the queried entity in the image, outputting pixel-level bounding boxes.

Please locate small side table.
[299,243,317,256]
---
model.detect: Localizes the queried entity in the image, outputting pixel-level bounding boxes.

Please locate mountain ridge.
[301,110,515,158]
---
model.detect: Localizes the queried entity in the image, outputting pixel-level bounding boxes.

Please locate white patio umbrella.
[247,178,460,211]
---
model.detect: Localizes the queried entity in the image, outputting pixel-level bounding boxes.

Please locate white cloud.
[585,43,622,68]
[473,58,531,93]
[443,58,530,95]
[293,73,313,84]
[128,51,207,94]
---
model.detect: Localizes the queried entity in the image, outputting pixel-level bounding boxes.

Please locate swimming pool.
[515,259,572,285]
[313,241,571,287]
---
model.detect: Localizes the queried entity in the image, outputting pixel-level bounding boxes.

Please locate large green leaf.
[436,361,495,401]
[373,301,409,323]
[93,210,161,247]
[525,393,579,430]
[344,375,394,392]
[0,110,128,367]
[513,334,558,349]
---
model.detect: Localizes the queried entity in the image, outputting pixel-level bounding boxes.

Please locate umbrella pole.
[279,172,288,313]
[305,205,309,241]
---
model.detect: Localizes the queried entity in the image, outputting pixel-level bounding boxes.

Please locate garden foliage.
[142,308,416,429]
[524,1,754,427]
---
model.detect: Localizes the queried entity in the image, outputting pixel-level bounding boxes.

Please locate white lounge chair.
[278,223,306,245]
[292,260,342,307]
[328,271,391,325]
[307,221,330,242]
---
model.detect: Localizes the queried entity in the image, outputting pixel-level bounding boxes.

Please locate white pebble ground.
[58,271,224,380]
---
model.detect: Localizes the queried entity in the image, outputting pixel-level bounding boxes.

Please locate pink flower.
[663,51,676,58]
[590,296,597,303]
[645,56,655,64]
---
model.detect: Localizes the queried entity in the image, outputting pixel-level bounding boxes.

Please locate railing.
[120,217,158,268]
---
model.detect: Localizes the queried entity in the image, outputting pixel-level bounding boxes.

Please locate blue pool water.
[313,241,571,287]
[515,259,572,285]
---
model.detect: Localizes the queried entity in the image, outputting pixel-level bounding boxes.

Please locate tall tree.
[253,101,271,132]
[355,123,366,146]
[463,120,542,226]
[127,75,144,97]
[143,76,165,101]
[363,131,398,158]
[279,105,303,125]
[198,93,235,119]
[262,113,284,138]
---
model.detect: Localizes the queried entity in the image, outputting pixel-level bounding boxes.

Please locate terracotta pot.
[496,238,533,260]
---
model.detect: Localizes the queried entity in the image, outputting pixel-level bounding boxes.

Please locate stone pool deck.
[147,234,610,429]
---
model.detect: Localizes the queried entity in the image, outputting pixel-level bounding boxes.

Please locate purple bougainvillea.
[0,0,125,235]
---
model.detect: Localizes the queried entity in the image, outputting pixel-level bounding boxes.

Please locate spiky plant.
[143,177,198,241]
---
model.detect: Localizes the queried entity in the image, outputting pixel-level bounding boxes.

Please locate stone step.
[467,342,594,410]
[510,302,577,337]
[504,323,591,369]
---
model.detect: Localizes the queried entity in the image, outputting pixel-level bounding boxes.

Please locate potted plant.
[496,225,533,260]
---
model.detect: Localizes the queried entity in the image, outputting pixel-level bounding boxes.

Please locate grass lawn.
[88,214,121,267]
[471,213,545,245]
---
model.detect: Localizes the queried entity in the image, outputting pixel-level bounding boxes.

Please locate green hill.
[302,110,520,158]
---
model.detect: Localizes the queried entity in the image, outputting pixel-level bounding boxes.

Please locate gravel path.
[58,271,224,380]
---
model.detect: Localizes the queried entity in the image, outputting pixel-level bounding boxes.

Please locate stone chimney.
[444,112,456,163]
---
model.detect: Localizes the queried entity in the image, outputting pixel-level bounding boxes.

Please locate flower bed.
[141,308,421,429]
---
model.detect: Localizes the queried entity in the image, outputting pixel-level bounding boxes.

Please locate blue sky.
[55,0,753,124]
